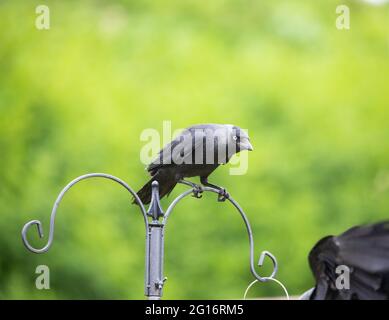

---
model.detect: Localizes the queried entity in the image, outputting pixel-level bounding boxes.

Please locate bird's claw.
[192,185,203,199]
[217,188,229,202]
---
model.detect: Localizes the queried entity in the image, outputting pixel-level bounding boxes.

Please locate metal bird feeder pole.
[21,173,278,299]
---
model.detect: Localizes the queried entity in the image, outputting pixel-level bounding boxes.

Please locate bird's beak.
[241,140,253,151]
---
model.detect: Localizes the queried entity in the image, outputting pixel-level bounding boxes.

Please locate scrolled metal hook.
[22,220,45,252]
[21,173,148,254]
[226,196,278,282]
[163,186,279,282]
[257,250,278,279]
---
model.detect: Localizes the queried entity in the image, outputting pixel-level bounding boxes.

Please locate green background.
[0,0,388,299]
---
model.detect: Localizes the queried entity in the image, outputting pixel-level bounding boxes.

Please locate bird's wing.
[147,128,207,173]
[309,221,389,300]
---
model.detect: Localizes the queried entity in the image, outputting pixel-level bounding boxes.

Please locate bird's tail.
[133,172,177,205]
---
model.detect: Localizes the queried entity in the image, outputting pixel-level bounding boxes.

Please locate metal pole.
[145,181,166,299]
[146,222,165,299]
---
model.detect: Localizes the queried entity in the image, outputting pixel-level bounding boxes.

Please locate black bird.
[308,221,389,300]
[134,124,253,205]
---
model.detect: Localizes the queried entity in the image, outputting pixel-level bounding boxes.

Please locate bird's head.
[229,125,253,153]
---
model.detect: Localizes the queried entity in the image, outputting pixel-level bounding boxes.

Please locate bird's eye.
[232,135,238,141]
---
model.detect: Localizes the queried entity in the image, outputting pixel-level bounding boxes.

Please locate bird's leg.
[200,177,229,202]
[178,179,203,198]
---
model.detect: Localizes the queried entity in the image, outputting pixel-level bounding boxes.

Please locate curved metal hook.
[21,173,148,254]
[163,186,278,282]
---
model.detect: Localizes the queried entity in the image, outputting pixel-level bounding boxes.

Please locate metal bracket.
[21,173,279,299]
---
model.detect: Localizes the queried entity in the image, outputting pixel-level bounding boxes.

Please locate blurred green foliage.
[0,0,388,299]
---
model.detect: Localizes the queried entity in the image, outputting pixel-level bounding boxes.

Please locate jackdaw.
[308,221,389,300]
[134,124,253,204]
